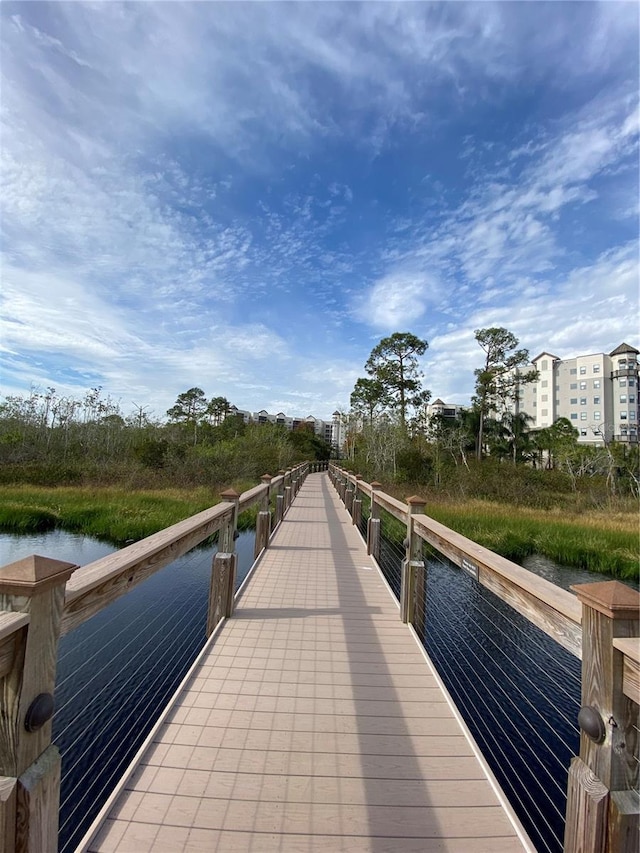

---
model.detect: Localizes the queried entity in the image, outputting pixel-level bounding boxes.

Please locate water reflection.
[521,552,638,591]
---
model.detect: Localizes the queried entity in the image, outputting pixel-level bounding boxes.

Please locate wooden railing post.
[400,496,425,625]
[564,581,640,853]
[0,555,76,853]
[352,475,362,528]
[367,481,382,561]
[254,475,272,559]
[274,471,286,527]
[284,468,292,514]
[344,477,354,515]
[207,489,239,636]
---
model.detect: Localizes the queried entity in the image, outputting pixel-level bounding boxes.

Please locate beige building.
[227,406,335,445]
[511,342,639,444]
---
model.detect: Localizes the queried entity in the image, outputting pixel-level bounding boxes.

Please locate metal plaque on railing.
[460,557,479,581]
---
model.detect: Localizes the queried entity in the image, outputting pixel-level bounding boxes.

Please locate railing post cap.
[354,474,362,480]
[406,495,426,507]
[220,488,240,501]
[0,554,77,594]
[370,481,382,489]
[278,469,286,475]
[260,474,272,483]
[571,581,640,620]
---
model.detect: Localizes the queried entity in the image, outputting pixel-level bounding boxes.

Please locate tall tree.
[166,387,208,444]
[364,332,430,427]
[206,396,231,426]
[350,378,389,425]
[472,327,538,460]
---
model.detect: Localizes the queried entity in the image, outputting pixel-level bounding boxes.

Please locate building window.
[580,412,587,420]
[570,413,578,420]
[593,380,601,389]
[570,383,577,389]
[541,360,548,370]
[592,365,600,373]
[579,366,586,375]
[620,395,627,403]
[541,380,548,388]
[629,378,635,387]
[580,429,587,436]
[593,412,601,420]
[570,368,577,375]
[619,359,627,368]
[580,397,587,405]
[570,398,577,404]
[620,379,627,387]
[580,382,587,390]
[593,396,600,404]
[541,394,548,402]
[630,395,636,404]
[620,412,628,419]
[630,411,636,420]
[541,409,548,416]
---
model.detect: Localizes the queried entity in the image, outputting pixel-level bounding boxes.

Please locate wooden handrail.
[412,513,582,657]
[0,612,30,643]
[237,482,268,512]
[61,502,233,636]
[61,462,308,636]
[331,465,582,655]
[612,638,640,705]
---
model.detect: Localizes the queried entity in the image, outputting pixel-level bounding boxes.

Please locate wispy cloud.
[0,2,637,418]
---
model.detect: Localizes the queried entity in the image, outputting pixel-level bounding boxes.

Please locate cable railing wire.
[370,511,579,853]
[55,558,204,721]
[418,554,580,734]
[422,583,575,792]
[55,576,207,750]
[54,541,223,852]
[58,611,207,849]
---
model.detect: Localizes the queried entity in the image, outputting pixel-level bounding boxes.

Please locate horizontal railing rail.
[612,639,640,705]
[329,463,639,853]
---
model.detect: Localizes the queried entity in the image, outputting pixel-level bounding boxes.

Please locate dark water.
[0,530,255,853]
[420,557,581,853]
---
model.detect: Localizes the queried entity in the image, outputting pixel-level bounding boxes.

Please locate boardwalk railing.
[0,462,310,853]
[329,464,639,853]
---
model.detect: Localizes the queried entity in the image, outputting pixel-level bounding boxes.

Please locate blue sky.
[1,2,638,422]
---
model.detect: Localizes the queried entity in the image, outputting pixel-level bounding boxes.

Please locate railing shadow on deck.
[329,464,639,853]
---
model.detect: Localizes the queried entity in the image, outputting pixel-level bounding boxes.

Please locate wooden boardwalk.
[83,473,531,853]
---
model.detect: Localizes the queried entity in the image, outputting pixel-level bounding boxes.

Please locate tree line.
[341,329,638,500]
[0,385,331,487]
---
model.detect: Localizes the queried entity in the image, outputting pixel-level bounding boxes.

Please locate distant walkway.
[84,473,530,852]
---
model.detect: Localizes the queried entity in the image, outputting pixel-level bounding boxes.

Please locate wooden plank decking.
[83,473,531,852]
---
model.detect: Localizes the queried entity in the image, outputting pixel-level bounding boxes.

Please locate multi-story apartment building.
[227,406,335,446]
[426,399,464,420]
[510,342,639,445]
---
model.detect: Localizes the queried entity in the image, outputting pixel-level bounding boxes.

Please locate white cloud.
[0,2,637,423]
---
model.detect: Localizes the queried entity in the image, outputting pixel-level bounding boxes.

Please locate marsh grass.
[1,482,637,580]
[0,485,249,545]
[424,500,638,581]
